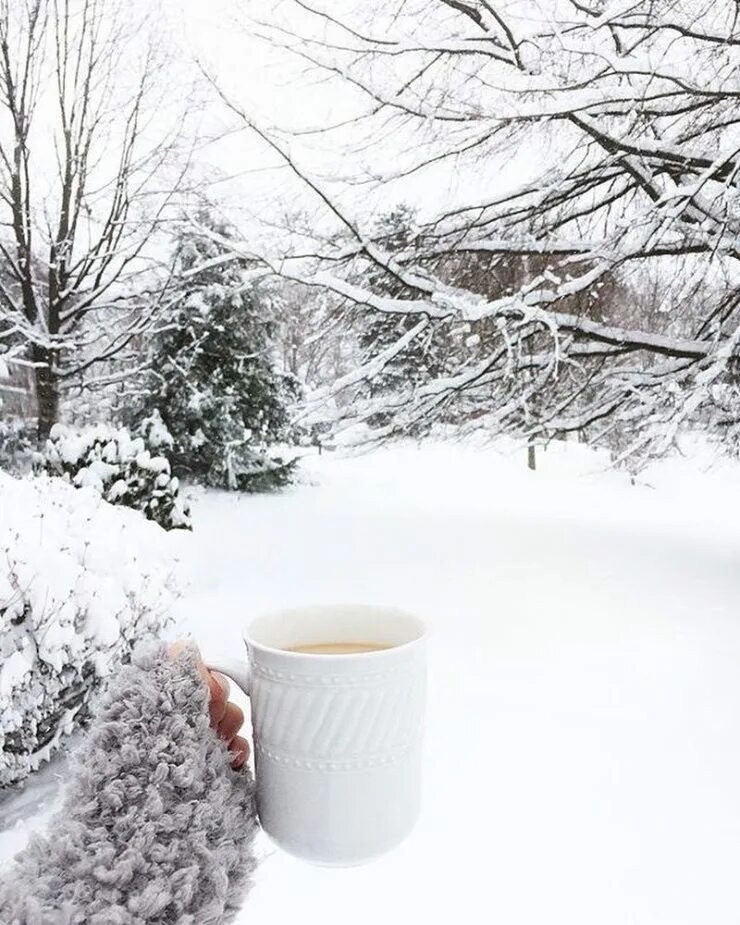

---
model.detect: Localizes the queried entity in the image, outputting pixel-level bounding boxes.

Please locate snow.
[0,649,33,698]
[141,410,174,450]
[3,439,740,924]
[39,422,191,531]
[0,471,179,786]
[135,450,171,474]
[75,458,119,490]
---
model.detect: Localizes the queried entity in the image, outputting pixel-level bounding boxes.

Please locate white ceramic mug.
[207,604,427,866]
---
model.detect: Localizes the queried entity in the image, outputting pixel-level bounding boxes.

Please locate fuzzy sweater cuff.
[0,642,258,925]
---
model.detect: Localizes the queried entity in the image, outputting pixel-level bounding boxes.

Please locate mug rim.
[242,603,427,659]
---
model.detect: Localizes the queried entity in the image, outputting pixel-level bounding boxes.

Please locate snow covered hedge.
[36,415,191,531]
[0,472,180,788]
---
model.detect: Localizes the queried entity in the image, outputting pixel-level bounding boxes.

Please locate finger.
[229,735,250,769]
[217,701,244,744]
[208,672,230,725]
[211,671,230,702]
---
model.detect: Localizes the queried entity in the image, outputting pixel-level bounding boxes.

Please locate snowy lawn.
[3,440,740,924]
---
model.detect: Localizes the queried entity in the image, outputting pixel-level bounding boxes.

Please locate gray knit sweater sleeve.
[0,642,259,925]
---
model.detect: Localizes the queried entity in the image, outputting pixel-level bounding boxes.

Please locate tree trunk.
[32,345,60,442]
[527,440,536,471]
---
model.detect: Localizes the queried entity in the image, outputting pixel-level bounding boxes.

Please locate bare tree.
[0,0,192,438]
[214,0,740,462]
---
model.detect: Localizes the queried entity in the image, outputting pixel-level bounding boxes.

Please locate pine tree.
[144,215,298,492]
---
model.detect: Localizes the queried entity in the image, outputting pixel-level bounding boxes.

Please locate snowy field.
[3,439,740,925]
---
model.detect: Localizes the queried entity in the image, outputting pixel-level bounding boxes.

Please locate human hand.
[169,642,250,770]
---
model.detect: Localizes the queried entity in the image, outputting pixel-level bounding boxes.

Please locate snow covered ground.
[3,438,740,924]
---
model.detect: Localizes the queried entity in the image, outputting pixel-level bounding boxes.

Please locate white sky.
[162,0,541,246]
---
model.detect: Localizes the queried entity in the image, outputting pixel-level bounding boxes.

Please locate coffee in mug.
[206,604,426,866]
[285,641,392,655]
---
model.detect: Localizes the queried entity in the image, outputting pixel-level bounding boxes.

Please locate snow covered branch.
[210,0,740,461]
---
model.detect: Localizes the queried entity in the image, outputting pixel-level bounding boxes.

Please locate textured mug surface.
[208,604,427,865]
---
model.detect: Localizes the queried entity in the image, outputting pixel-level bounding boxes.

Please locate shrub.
[36,414,191,531]
[0,472,180,788]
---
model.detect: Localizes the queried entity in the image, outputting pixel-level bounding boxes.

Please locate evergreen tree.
[144,215,298,492]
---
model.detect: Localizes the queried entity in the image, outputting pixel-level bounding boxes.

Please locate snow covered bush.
[0,472,180,788]
[36,416,191,531]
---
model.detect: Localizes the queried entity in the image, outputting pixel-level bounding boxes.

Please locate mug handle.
[205,657,251,696]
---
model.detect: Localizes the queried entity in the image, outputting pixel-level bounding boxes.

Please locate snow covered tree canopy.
[223,0,740,460]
